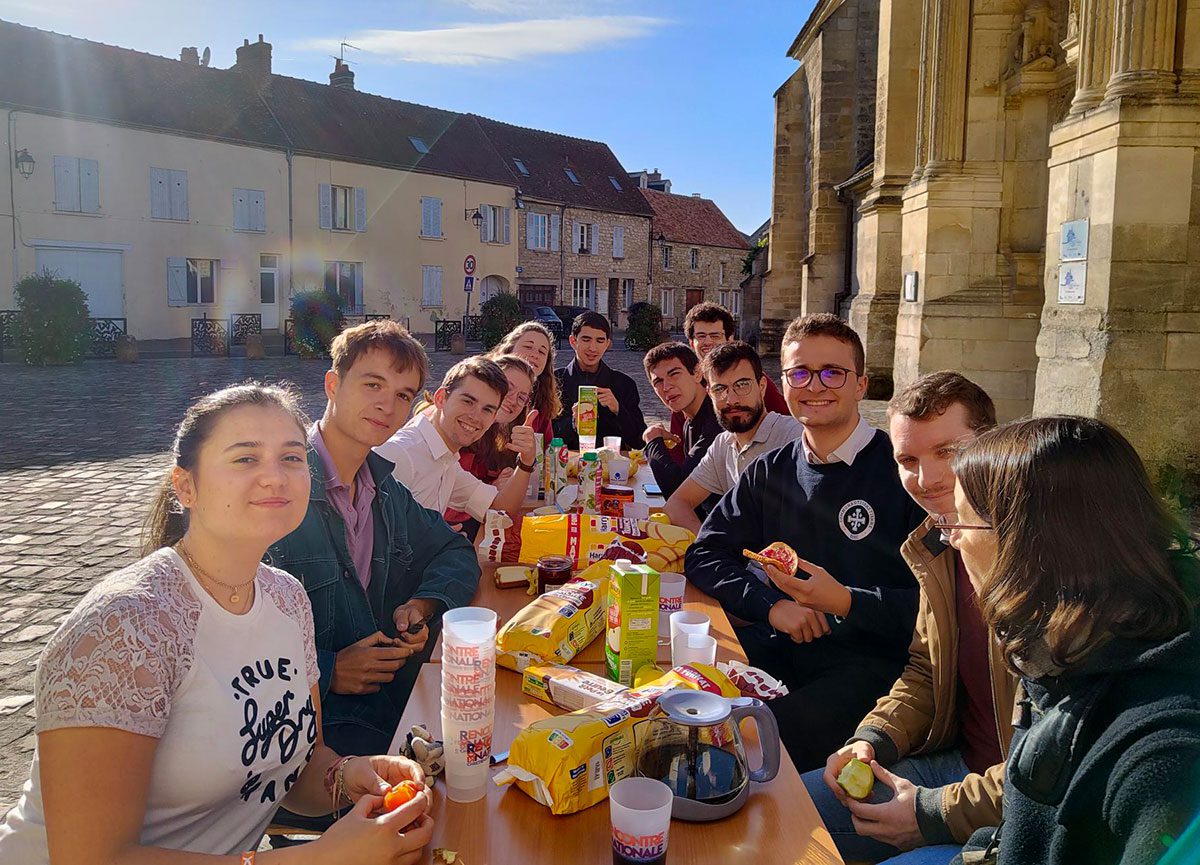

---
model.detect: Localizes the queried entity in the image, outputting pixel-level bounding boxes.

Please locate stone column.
[1107,0,1179,97]
[1069,0,1114,113]
[912,0,935,180]
[923,0,970,173]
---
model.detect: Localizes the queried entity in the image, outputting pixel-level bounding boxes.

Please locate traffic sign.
[464,276,475,293]
[464,255,477,275]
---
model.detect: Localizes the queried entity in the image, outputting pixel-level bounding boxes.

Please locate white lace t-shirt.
[0,548,320,862]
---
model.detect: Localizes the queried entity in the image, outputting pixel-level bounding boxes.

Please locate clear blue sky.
[0,0,816,233]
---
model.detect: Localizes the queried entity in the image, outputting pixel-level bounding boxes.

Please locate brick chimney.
[180,46,199,65]
[234,34,272,81]
[329,59,355,90]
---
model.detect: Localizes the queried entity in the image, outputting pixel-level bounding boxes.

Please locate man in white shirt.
[376,356,539,522]
[664,341,804,533]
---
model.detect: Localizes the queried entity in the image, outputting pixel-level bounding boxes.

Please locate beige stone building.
[471,117,654,329]
[641,188,751,332]
[765,0,1200,475]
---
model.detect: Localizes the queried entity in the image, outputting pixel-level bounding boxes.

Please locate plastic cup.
[609,777,672,865]
[604,436,623,451]
[658,573,687,633]
[441,704,495,803]
[672,632,717,668]
[442,607,497,647]
[669,610,710,645]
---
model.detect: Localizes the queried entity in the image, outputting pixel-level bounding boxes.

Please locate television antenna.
[332,41,360,64]
[200,46,211,67]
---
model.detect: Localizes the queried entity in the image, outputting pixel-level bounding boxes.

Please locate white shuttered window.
[54,156,99,213]
[233,188,266,232]
[421,197,443,237]
[151,168,188,220]
[527,212,548,250]
[613,225,625,259]
[422,266,444,307]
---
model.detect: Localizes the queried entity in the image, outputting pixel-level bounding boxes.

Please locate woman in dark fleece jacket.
[942,416,1200,865]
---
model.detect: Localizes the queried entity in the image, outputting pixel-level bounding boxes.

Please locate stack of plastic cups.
[440,607,498,803]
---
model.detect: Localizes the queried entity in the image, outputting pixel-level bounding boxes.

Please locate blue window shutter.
[503,207,511,245]
[354,187,367,231]
[480,204,489,243]
[150,167,170,218]
[432,197,442,236]
[170,170,189,221]
[167,257,188,306]
[614,226,624,259]
[319,184,332,230]
[79,159,99,213]
[550,214,561,252]
[590,223,600,255]
[354,263,364,309]
[252,190,266,231]
[526,212,535,250]
[53,156,80,212]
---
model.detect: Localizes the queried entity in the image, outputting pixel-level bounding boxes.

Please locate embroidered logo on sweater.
[838,499,875,540]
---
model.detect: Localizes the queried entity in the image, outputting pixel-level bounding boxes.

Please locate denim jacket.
[267,448,480,741]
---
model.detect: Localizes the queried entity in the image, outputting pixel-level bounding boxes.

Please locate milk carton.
[605,560,660,685]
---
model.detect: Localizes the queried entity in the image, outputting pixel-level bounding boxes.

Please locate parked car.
[522,304,562,329]
[551,305,593,330]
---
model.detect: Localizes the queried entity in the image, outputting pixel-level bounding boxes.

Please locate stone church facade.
[764,0,1199,475]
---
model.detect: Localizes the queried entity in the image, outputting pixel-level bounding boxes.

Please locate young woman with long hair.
[490,321,560,441]
[943,415,1200,865]
[0,384,433,865]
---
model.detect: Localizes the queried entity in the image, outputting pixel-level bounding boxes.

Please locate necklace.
[177,543,255,605]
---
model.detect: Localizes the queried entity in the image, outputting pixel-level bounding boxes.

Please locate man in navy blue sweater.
[685,313,925,771]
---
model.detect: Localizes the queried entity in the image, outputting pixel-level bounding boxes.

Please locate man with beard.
[663,341,802,533]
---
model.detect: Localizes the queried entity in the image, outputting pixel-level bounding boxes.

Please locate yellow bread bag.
[494,663,739,815]
[495,561,609,672]
[478,511,693,572]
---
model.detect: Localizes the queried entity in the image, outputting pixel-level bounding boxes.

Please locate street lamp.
[655,232,666,249]
[465,207,483,229]
[14,149,34,180]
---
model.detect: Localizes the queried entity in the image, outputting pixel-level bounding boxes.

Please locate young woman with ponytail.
[0,384,433,865]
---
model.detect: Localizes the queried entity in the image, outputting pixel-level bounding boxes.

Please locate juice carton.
[545,437,567,507]
[605,560,660,685]
[576,385,599,452]
[578,451,600,514]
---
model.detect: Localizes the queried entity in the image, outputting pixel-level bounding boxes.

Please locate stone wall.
[652,242,747,327]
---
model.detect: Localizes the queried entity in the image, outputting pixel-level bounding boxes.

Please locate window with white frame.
[150,167,188,220]
[622,278,634,309]
[662,246,672,270]
[690,248,700,270]
[719,261,725,285]
[331,185,352,230]
[571,277,595,309]
[719,289,742,318]
[260,254,279,305]
[53,156,99,213]
[612,225,625,259]
[422,265,444,307]
[325,260,363,312]
[527,212,549,250]
[575,222,593,254]
[659,288,675,318]
[186,259,216,304]
[420,196,443,238]
[480,204,511,244]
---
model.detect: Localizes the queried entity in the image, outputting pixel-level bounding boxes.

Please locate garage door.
[34,248,124,319]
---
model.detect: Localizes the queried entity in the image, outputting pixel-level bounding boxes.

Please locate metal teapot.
[633,690,781,821]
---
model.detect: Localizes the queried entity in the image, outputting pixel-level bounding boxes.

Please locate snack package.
[605,561,659,685]
[495,562,609,672]
[522,663,630,711]
[477,512,693,571]
[495,663,740,815]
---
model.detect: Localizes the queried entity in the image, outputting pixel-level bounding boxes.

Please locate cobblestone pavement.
[0,346,884,812]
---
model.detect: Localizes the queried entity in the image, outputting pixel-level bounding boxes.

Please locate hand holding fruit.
[823,741,876,804]
[764,555,852,618]
[844,761,923,851]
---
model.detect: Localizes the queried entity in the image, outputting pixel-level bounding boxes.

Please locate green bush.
[625,302,665,352]
[289,287,345,358]
[479,292,525,350]
[14,271,92,365]
[1158,451,1200,527]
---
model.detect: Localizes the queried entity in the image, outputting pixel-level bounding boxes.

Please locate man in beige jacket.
[798,372,1017,864]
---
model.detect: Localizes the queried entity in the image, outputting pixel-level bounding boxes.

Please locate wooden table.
[391,664,844,865]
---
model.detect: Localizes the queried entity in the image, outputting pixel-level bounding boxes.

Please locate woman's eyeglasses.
[782,366,853,389]
[709,378,756,401]
[934,513,993,543]
[506,391,531,410]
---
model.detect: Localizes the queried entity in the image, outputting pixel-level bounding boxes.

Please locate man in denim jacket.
[269,321,479,757]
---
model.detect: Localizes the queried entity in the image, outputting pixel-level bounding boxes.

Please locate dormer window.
[608,176,622,191]
[409,137,429,154]
[513,158,530,176]
[565,168,580,185]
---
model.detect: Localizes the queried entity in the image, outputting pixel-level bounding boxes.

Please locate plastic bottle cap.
[550,438,563,447]
[583,452,597,461]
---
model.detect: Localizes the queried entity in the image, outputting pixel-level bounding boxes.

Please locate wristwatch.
[516,456,536,473]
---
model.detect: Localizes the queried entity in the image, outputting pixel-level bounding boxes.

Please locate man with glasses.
[685,313,925,771]
[664,341,803,533]
[798,372,1015,865]
[641,342,724,500]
